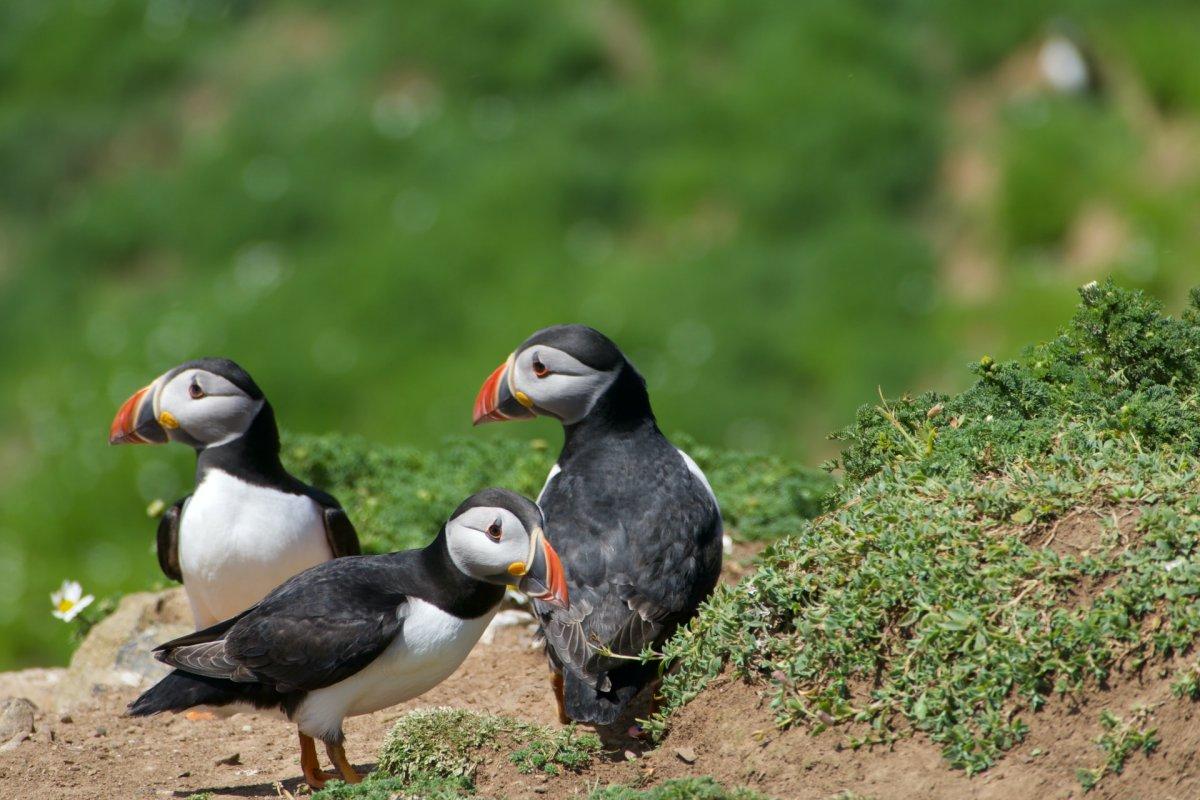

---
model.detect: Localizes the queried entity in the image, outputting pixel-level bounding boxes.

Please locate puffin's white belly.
[179,469,332,627]
[293,599,494,741]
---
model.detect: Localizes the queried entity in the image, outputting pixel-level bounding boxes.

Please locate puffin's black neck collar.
[561,361,658,454]
[194,402,291,488]
[412,530,506,619]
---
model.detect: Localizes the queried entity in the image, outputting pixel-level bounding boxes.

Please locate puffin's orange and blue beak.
[109,383,169,445]
[516,529,569,610]
[473,354,536,426]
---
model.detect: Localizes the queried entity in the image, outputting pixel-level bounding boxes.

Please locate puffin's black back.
[534,359,723,725]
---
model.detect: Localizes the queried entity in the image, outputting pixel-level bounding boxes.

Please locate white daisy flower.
[51,580,94,622]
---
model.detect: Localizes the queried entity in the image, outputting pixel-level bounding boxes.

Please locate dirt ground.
[3,542,1200,799]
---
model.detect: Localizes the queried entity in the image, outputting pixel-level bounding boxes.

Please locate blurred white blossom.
[51,580,93,622]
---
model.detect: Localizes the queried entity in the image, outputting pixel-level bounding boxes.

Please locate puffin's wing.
[155,496,188,583]
[534,450,722,687]
[157,557,405,693]
[322,506,362,558]
[534,583,670,689]
[305,486,362,557]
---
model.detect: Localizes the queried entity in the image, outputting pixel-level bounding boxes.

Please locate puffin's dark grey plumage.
[474,325,723,725]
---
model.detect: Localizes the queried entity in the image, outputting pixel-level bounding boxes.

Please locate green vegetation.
[283,433,832,555]
[649,285,1200,785]
[1075,708,1160,791]
[5,0,1200,669]
[314,776,772,800]
[375,708,599,788]
[588,779,774,800]
[311,708,600,798]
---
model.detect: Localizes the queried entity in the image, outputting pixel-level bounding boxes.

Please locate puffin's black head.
[443,488,569,609]
[473,324,636,426]
[109,357,268,450]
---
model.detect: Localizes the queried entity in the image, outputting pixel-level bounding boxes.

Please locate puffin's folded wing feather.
[159,640,244,680]
[322,506,362,558]
[302,485,362,558]
[155,496,187,583]
[166,556,406,693]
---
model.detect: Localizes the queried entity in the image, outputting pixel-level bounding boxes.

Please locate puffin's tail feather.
[563,664,652,726]
[126,670,282,717]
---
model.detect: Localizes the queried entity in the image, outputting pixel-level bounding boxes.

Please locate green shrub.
[284,434,832,554]
[833,281,1200,484]
[650,284,1200,775]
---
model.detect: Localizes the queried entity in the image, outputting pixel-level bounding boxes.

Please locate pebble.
[58,714,73,724]
[215,752,241,766]
[0,732,29,752]
[0,698,36,741]
[94,727,107,737]
[675,746,698,764]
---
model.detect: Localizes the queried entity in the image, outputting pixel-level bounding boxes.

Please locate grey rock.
[674,746,698,764]
[0,698,36,741]
[55,588,192,712]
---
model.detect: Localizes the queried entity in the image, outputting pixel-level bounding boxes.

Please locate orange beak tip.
[109,386,151,446]
[543,541,570,610]
[472,361,508,426]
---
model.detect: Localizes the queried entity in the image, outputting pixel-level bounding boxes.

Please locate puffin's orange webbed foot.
[299,732,338,789]
[183,710,216,721]
[326,741,362,784]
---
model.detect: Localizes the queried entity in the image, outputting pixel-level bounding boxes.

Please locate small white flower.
[1163,558,1187,573]
[51,580,94,622]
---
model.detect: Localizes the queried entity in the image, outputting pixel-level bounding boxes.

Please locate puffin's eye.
[531,353,550,378]
[188,380,205,400]
[486,519,503,542]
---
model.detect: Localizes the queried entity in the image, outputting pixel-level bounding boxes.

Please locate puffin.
[128,488,569,789]
[472,324,723,730]
[109,358,361,629]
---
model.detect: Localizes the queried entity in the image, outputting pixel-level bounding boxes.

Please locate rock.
[215,752,241,766]
[0,731,29,752]
[0,668,65,712]
[58,713,73,724]
[55,588,192,712]
[0,698,36,741]
[674,746,698,764]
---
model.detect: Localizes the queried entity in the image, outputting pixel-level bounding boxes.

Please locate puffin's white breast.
[179,469,332,627]
[293,599,495,742]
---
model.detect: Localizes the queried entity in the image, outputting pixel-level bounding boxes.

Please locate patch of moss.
[311,776,467,800]
[283,434,833,554]
[650,283,1200,776]
[588,778,775,800]
[370,707,599,791]
[314,776,774,800]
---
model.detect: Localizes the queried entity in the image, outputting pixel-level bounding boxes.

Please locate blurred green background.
[2,0,1199,668]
